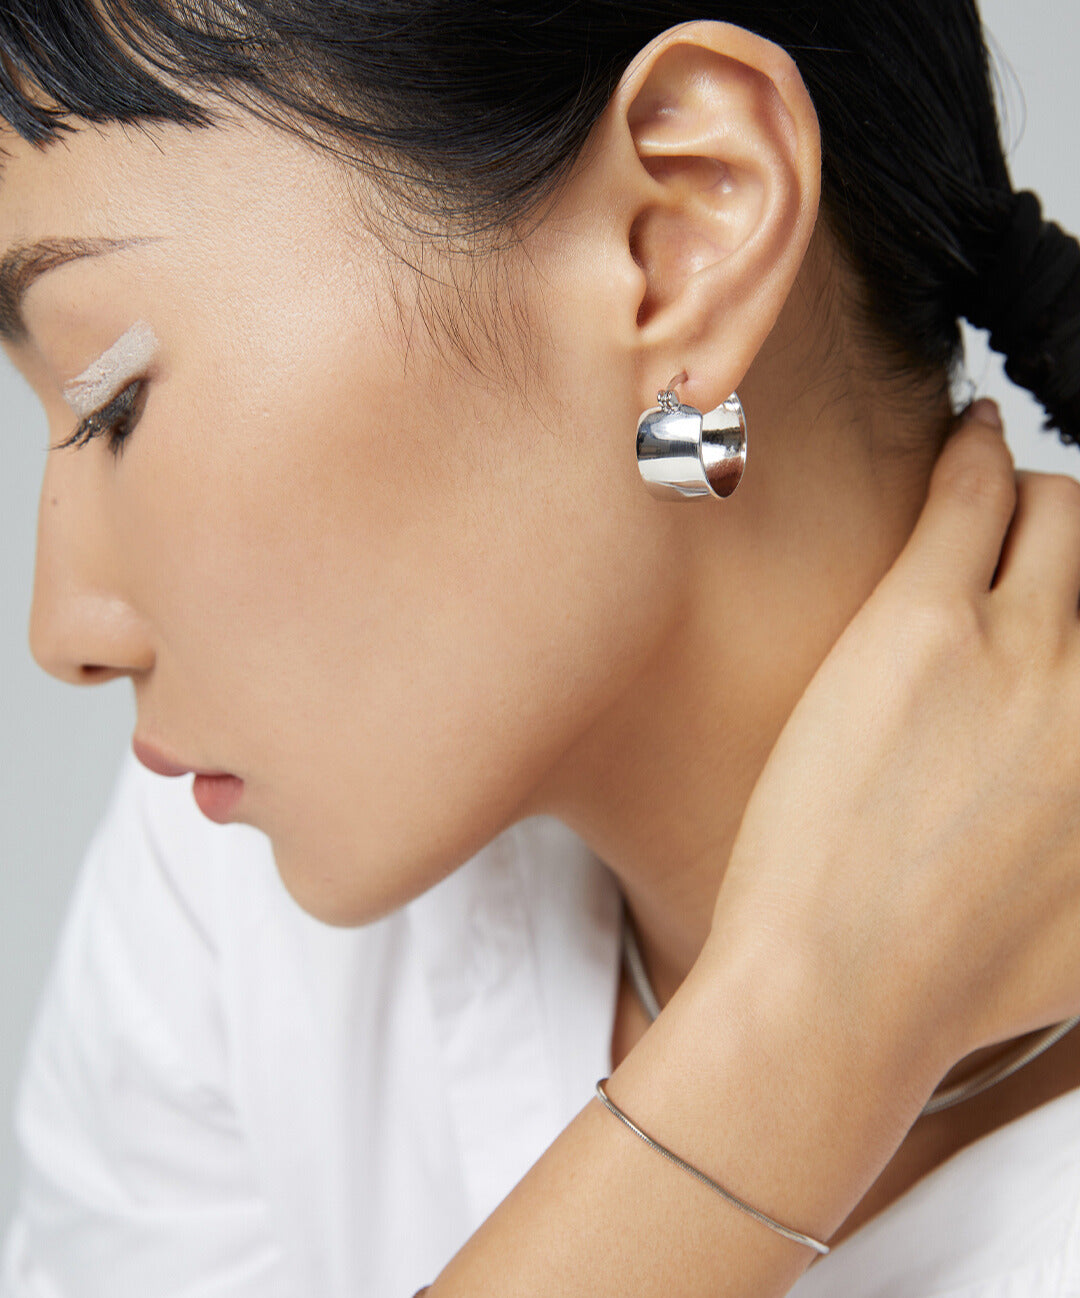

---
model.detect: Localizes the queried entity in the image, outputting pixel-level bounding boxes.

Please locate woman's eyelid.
[61,319,159,419]
[51,378,146,455]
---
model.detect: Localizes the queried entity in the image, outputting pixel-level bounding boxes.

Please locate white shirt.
[2,750,1079,1297]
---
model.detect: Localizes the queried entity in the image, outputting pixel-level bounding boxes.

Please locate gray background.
[1,0,1078,1230]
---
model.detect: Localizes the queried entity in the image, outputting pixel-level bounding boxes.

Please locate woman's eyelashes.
[52,379,148,461]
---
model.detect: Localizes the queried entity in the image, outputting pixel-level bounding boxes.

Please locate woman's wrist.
[705,858,967,1107]
[428,931,940,1295]
[606,933,944,1244]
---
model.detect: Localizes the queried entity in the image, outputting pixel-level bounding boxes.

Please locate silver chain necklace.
[620,907,1080,1117]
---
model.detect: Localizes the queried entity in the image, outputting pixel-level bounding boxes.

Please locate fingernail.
[967,398,1003,431]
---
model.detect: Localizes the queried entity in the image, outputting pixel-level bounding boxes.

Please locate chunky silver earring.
[636,371,747,501]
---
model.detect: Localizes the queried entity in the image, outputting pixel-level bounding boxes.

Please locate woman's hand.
[430,400,1080,1297]
[710,399,1080,1075]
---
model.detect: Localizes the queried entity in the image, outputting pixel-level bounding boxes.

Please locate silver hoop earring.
[636,371,747,501]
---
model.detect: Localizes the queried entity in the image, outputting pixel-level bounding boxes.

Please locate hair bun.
[962,189,1080,445]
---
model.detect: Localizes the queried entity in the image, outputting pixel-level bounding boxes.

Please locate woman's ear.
[591,20,821,414]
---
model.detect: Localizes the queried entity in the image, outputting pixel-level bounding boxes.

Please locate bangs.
[0,1,448,220]
[0,2,220,145]
[0,0,602,229]
[0,2,405,172]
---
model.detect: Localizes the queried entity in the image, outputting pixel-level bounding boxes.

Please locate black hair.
[2,1,1079,445]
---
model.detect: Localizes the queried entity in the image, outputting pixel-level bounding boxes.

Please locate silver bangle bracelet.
[594,1078,831,1257]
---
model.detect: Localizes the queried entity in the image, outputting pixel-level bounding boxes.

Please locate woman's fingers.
[712,393,1080,1064]
[898,394,1080,642]
[897,400,1017,599]
[990,469,1080,622]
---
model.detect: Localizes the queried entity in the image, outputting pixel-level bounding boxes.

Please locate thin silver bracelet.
[594,1078,831,1256]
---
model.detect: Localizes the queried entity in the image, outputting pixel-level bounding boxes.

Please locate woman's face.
[0,104,687,922]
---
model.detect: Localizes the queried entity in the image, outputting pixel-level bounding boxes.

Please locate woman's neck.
[527,397,951,1011]
[521,247,956,994]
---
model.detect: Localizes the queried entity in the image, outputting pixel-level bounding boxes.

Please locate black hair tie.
[963,189,1080,441]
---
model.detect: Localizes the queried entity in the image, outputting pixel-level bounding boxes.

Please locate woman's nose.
[28,460,155,686]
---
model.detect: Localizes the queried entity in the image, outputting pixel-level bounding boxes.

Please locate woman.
[2,1,1080,1294]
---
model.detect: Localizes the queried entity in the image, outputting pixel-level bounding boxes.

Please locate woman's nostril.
[77,664,120,684]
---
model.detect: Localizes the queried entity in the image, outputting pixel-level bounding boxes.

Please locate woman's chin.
[265,830,454,928]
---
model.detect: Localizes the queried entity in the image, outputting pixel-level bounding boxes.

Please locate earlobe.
[613,22,821,403]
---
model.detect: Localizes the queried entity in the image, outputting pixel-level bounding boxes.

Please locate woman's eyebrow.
[0,234,160,345]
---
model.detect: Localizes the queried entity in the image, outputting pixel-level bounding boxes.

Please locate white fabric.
[1,749,1078,1297]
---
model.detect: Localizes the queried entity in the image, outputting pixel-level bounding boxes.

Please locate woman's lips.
[191,773,245,823]
[132,737,245,823]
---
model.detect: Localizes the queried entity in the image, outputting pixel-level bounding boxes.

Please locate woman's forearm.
[423,405,1080,1295]
[426,941,941,1296]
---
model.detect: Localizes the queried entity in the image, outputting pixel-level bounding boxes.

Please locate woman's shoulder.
[92,751,620,960]
[5,755,625,1296]
[52,753,624,1077]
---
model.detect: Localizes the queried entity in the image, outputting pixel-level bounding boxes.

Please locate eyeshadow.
[63,320,159,418]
